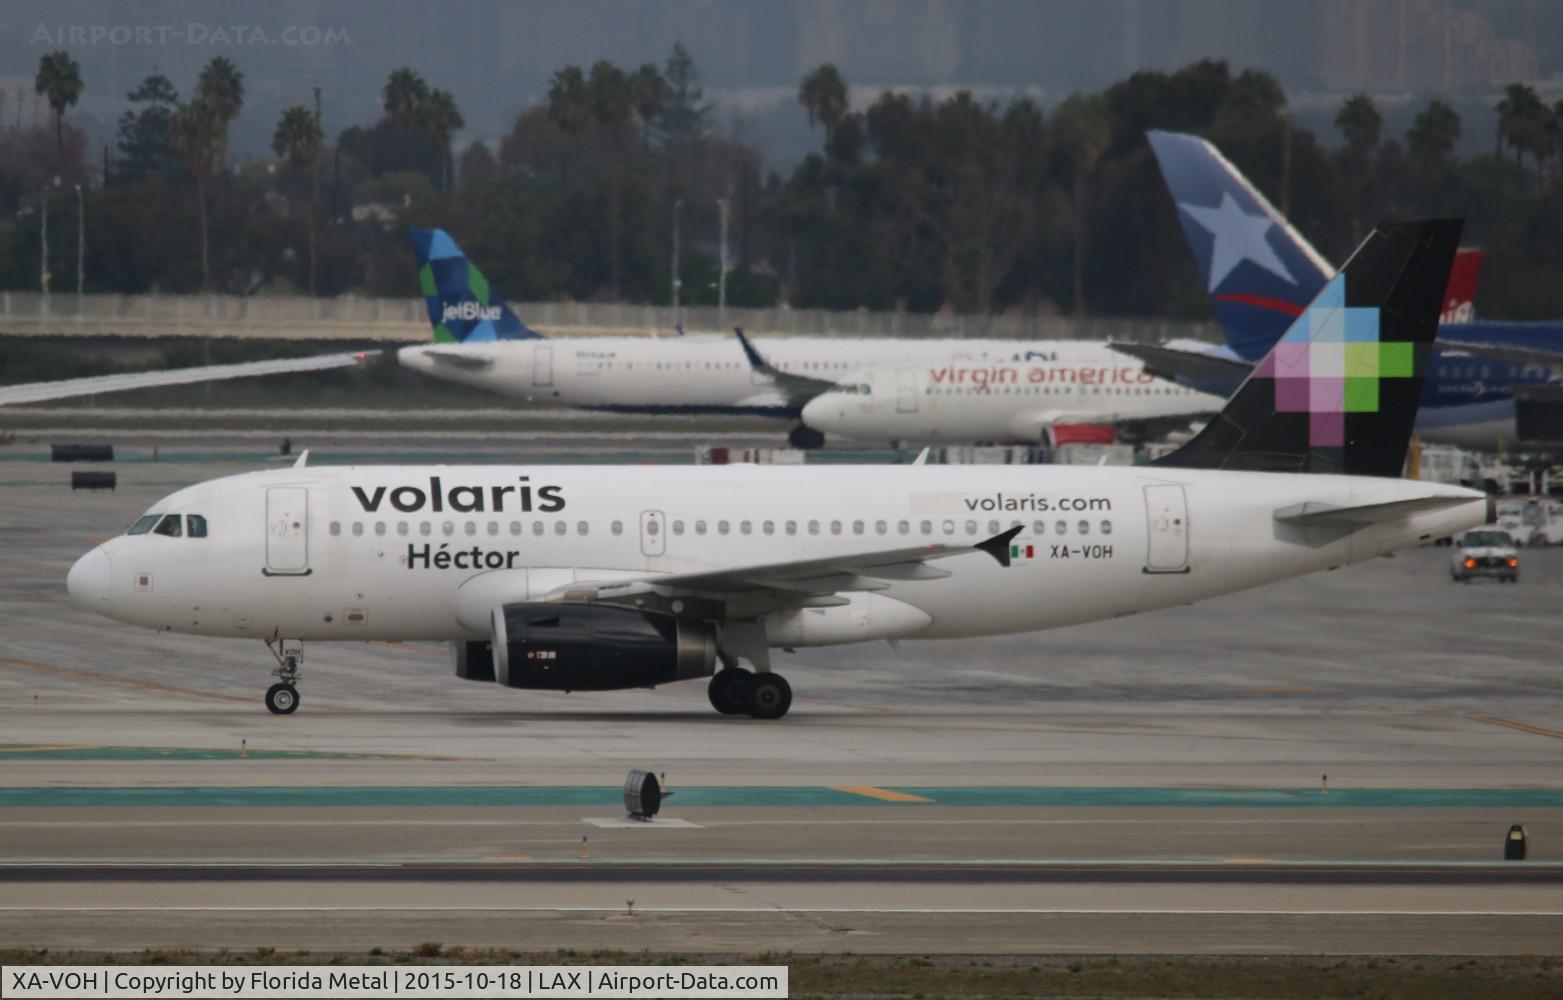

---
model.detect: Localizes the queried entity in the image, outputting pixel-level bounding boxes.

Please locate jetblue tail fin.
[409,228,543,343]
[1147,130,1333,361]
[1158,219,1462,478]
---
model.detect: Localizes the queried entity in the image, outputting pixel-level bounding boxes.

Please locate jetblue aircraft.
[67,220,1485,719]
[1133,130,1563,449]
[397,229,1222,448]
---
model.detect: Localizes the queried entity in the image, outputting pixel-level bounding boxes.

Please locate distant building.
[1321,0,1538,93]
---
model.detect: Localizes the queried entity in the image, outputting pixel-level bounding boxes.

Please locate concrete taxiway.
[2,454,1561,954]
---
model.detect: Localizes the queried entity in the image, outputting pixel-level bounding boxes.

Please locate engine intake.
[491,603,717,691]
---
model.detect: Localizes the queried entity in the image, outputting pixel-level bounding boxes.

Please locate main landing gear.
[788,425,826,450]
[707,666,792,720]
[263,638,302,715]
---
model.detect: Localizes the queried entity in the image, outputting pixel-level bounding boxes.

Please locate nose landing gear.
[263,638,302,715]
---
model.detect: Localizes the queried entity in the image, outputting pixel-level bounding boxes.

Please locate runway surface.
[2,452,1562,954]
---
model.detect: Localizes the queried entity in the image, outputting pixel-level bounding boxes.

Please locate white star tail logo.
[1179,192,1298,292]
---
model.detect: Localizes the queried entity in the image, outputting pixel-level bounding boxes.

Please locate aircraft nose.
[66,546,112,609]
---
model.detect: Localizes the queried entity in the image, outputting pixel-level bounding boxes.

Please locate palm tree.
[1334,94,1383,159]
[798,64,850,146]
[197,56,244,126]
[1406,98,1461,165]
[1052,92,1110,316]
[423,88,464,191]
[172,98,225,291]
[546,66,589,134]
[272,105,324,294]
[1495,82,1543,168]
[382,68,429,127]
[34,50,84,172]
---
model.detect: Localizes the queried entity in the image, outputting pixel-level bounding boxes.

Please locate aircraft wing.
[1436,338,1563,374]
[555,526,1024,604]
[0,352,377,406]
[734,327,838,406]
[1275,496,1481,527]
[1108,342,1254,396]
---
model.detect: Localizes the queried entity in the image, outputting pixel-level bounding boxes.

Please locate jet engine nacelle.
[490,603,717,691]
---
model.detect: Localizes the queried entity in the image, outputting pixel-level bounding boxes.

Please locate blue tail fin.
[1147,130,1332,362]
[409,228,543,343]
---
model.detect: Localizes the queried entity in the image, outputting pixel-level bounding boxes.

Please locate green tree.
[424,88,464,190]
[196,57,244,128]
[34,50,84,173]
[1052,92,1110,315]
[798,64,850,146]
[272,105,324,294]
[546,66,589,134]
[1406,98,1461,165]
[658,42,711,145]
[1334,94,1382,159]
[628,63,670,147]
[114,74,180,183]
[172,98,225,290]
[382,68,429,127]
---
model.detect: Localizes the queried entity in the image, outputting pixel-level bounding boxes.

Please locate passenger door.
[639,509,666,557]
[265,486,311,575]
[896,368,920,413]
[1143,484,1189,574]
[532,344,554,387]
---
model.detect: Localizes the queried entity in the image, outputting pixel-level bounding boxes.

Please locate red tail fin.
[1441,247,1484,324]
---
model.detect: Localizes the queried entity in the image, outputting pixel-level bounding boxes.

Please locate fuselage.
[396,336,1199,424]
[68,464,1485,648]
[800,360,1226,442]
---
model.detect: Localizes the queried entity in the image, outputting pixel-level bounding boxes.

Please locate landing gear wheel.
[747,673,792,720]
[708,669,752,715]
[788,425,826,450]
[265,683,299,715]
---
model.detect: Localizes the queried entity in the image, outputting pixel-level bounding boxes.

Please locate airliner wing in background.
[1435,338,1563,375]
[0,352,377,407]
[734,327,838,407]
[1107,341,1254,398]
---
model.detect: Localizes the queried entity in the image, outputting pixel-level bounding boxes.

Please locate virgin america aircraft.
[66,220,1485,719]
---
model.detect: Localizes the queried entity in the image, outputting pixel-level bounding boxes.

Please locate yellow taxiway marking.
[832,786,933,803]
[1469,715,1563,741]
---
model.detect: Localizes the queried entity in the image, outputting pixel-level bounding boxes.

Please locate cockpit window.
[187,514,208,538]
[152,514,183,537]
[127,515,160,535]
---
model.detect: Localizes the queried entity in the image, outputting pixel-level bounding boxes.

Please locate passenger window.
[554,521,567,536]
[988,520,1000,534]
[763,520,775,535]
[397,522,410,537]
[532,522,544,536]
[186,514,208,538]
[1033,520,1045,535]
[420,522,432,536]
[830,520,842,535]
[127,515,160,535]
[964,520,977,535]
[942,520,954,534]
[1078,519,1090,535]
[611,520,623,535]
[672,520,685,535]
[740,520,752,535]
[375,522,387,537]
[852,520,864,535]
[328,522,340,537]
[808,520,820,535]
[1101,520,1112,535]
[442,521,454,536]
[352,522,364,537]
[718,520,730,535]
[786,520,797,535]
[875,520,887,535]
[1055,520,1067,535]
[920,520,932,535]
[510,521,522,536]
[695,520,707,535]
[487,521,499,536]
[898,520,910,535]
[577,521,588,535]
[464,521,476,536]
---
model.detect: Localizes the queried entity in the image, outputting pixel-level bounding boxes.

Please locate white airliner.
[398,228,1221,448]
[66,220,1486,719]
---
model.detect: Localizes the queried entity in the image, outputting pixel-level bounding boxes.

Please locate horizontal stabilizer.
[1274,495,1476,527]
[1436,338,1563,373]
[0,351,376,407]
[1108,342,1253,396]
[419,350,496,371]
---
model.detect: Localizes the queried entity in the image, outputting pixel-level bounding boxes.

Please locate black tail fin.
[1157,218,1462,477]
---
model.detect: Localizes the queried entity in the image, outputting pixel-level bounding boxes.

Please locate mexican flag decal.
[1010,543,1035,560]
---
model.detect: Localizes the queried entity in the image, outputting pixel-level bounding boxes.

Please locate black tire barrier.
[70,471,117,491]
[52,443,114,463]
[1506,824,1528,861]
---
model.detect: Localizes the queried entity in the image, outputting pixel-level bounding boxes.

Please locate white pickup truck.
[1449,529,1520,583]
